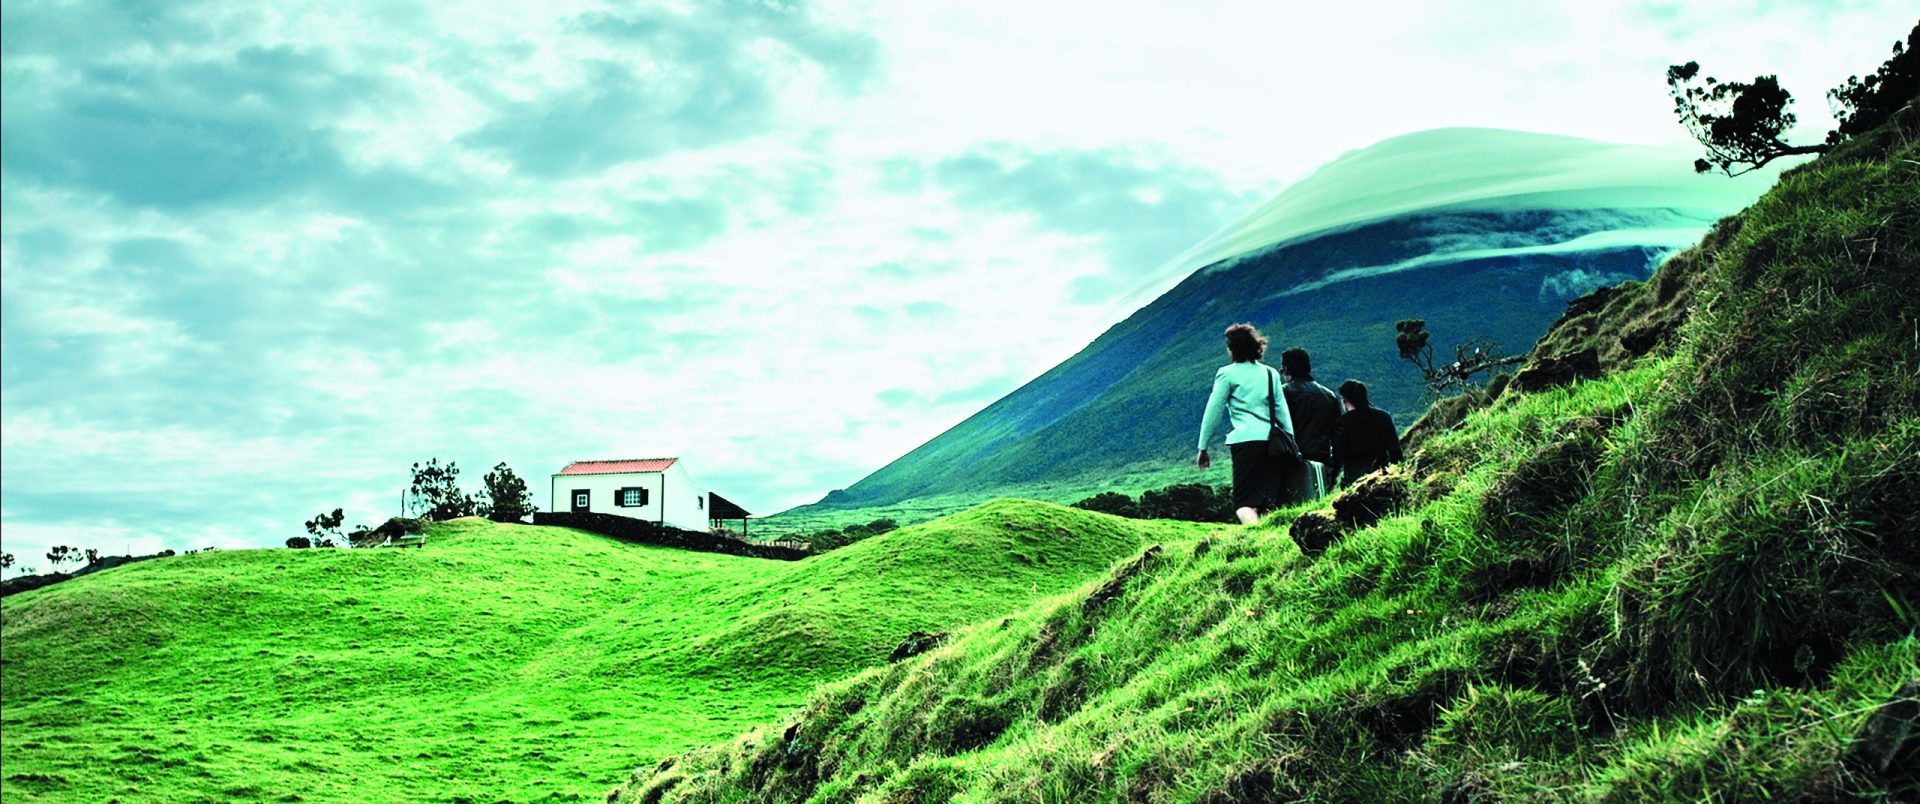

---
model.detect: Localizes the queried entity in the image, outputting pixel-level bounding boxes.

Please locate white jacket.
[1197,360,1296,450]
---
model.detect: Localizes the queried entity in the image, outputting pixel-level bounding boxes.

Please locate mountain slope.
[0,506,1212,802]
[613,122,1919,801]
[779,129,1776,528]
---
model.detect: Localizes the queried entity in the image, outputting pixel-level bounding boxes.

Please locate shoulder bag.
[1266,366,1304,466]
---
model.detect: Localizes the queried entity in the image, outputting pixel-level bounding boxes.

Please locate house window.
[621,488,647,507]
[574,492,589,508]
[698,496,704,510]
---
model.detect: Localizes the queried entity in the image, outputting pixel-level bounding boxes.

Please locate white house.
[550,458,712,531]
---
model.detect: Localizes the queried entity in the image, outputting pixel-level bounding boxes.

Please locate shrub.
[1139,483,1234,523]
[1072,491,1140,518]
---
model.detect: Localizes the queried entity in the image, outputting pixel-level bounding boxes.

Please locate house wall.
[549,466,707,531]
[662,462,707,531]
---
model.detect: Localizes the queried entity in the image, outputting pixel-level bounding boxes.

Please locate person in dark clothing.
[1332,380,1404,488]
[1279,348,1341,501]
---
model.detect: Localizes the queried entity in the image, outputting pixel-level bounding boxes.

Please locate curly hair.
[1224,323,1268,363]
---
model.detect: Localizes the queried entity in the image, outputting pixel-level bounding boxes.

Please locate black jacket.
[1333,406,1403,487]
[1283,379,1342,462]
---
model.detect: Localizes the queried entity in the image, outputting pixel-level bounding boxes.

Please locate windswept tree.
[1395,319,1522,399]
[305,508,347,548]
[408,458,476,521]
[477,462,536,523]
[1669,20,1919,175]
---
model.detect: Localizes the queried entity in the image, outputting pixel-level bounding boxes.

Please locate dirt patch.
[888,631,950,663]
[1198,765,1282,804]
[1465,553,1564,604]
[1288,509,1342,558]
[937,699,1014,755]
[1038,657,1092,723]
[1845,678,1920,780]
[1510,347,1602,393]
[1084,545,1163,614]
[1480,416,1613,538]
[1331,466,1411,530]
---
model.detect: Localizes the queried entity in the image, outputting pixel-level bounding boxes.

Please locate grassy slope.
[613,128,1920,800]
[0,504,1213,802]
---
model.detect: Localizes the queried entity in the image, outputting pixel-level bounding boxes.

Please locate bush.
[1072,491,1140,518]
[1071,484,1234,523]
[286,537,311,549]
[1138,483,1234,522]
[803,518,902,551]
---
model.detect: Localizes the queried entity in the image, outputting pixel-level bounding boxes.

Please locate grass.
[757,461,1236,538]
[610,123,1920,801]
[0,504,1214,802]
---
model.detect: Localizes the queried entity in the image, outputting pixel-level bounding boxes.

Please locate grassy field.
[0,504,1215,802]
[756,460,1235,538]
[611,121,1920,800]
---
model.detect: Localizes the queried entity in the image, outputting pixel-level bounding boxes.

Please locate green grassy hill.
[0,504,1212,802]
[610,125,1920,800]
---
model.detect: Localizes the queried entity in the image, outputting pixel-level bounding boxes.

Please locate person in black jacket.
[1279,348,1341,501]
[1332,379,1403,488]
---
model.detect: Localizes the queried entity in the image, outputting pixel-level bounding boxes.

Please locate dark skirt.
[1229,441,1282,512]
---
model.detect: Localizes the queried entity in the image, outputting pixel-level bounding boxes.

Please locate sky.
[1,0,1913,571]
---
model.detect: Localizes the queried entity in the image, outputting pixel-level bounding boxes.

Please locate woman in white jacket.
[1196,323,1295,525]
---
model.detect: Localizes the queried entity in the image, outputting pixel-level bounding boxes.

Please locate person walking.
[1196,323,1296,525]
[1331,379,1404,488]
[1279,347,1341,502]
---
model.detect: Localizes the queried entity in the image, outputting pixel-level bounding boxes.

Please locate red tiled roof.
[557,458,678,475]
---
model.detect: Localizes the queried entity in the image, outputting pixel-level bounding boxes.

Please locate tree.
[1666,65,1823,175]
[1668,21,1920,175]
[1395,320,1523,399]
[0,553,12,572]
[476,462,535,523]
[45,545,79,573]
[805,528,852,550]
[1827,22,1920,144]
[408,458,476,521]
[305,508,346,548]
[84,548,101,566]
